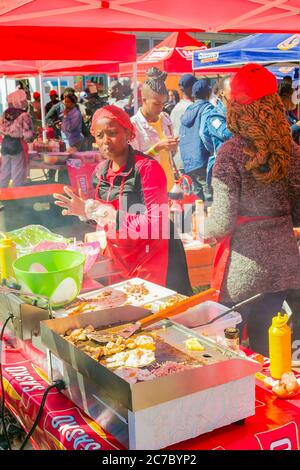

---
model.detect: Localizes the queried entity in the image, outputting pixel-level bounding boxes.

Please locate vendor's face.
[142,91,167,120]
[94,118,129,159]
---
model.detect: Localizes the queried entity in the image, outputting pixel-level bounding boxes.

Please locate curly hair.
[144,67,168,96]
[227,93,292,184]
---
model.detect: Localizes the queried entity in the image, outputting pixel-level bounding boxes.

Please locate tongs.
[116,291,263,339]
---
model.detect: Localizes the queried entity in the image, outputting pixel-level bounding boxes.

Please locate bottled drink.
[0,235,17,281]
[269,312,291,379]
[168,181,184,201]
[169,182,184,238]
[192,199,204,240]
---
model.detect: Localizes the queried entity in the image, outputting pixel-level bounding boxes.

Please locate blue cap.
[178,74,198,90]
[192,79,211,98]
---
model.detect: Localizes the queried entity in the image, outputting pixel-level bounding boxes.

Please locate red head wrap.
[91,105,135,140]
[230,63,278,105]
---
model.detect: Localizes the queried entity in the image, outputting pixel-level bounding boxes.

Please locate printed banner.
[2,339,300,450]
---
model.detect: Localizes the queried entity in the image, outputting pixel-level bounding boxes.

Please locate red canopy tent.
[0,26,135,61]
[0,0,299,33]
[0,27,136,139]
[0,60,121,77]
[120,32,206,76]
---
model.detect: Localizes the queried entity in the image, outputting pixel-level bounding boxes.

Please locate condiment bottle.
[192,199,204,240]
[0,235,17,281]
[224,327,240,351]
[269,312,291,379]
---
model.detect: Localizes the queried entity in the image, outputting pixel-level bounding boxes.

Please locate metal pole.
[38,73,47,142]
[3,75,8,108]
[133,62,138,114]
[58,76,62,99]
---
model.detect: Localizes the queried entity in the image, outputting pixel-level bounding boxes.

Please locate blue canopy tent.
[193,33,300,72]
[268,66,299,85]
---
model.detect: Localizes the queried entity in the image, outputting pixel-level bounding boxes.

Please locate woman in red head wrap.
[204,64,300,357]
[54,105,192,295]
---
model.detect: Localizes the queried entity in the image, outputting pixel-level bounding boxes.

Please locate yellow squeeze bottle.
[268,312,291,379]
[0,234,17,281]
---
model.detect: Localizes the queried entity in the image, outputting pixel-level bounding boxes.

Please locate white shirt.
[131,108,174,159]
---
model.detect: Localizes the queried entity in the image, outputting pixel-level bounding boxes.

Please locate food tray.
[55,278,176,317]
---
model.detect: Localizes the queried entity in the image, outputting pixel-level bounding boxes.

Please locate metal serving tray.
[41,306,261,413]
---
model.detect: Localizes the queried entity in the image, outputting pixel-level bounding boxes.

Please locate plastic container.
[13,250,85,308]
[172,301,242,338]
[269,312,292,379]
[0,234,17,281]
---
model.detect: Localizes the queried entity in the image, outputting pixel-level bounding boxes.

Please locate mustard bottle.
[0,234,17,281]
[268,312,291,379]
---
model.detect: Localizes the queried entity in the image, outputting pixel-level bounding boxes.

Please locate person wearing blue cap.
[170,74,198,172]
[179,78,214,200]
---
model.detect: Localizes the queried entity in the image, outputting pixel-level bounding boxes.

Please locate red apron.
[211,215,271,300]
[95,170,169,286]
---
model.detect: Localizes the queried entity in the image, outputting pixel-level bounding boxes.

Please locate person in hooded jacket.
[0,90,33,187]
[179,79,214,201]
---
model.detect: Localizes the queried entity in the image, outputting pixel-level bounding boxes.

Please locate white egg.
[134,335,154,345]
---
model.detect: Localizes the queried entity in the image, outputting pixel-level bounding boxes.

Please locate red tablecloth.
[1,339,300,451]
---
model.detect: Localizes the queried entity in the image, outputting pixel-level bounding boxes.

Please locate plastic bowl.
[13,250,85,308]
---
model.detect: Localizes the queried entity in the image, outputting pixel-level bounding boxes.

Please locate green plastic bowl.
[13,250,85,308]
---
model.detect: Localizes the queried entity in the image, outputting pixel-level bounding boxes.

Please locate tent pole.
[58,76,62,98]
[3,75,8,108]
[133,62,138,114]
[298,62,300,121]
[38,73,47,143]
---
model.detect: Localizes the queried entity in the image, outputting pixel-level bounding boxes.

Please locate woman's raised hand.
[54,186,86,218]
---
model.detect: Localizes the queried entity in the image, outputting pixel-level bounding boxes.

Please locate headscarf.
[227,64,292,184]
[7,89,27,110]
[91,105,135,140]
